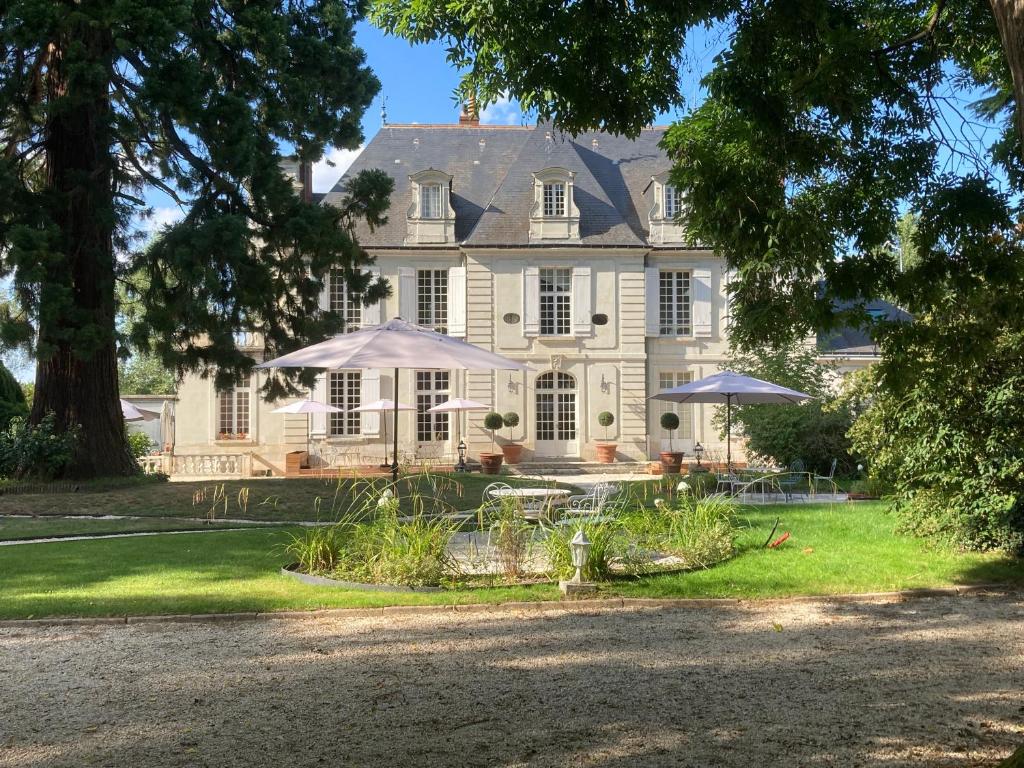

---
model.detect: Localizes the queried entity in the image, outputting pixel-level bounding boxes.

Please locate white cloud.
[313,146,363,193]
[480,95,521,126]
[136,206,185,241]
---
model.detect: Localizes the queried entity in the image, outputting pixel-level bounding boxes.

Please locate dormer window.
[648,171,687,245]
[543,182,566,217]
[530,168,580,241]
[406,169,456,244]
[420,184,442,219]
[664,185,681,220]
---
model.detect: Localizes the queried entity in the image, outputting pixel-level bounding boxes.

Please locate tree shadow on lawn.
[1,595,1022,767]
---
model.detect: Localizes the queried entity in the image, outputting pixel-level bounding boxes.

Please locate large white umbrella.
[271,398,344,456]
[348,398,415,466]
[258,318,530,481]
[159,400,175,452]
[650,370,812,473]
[427,398,490,471]
[121,399,160,422]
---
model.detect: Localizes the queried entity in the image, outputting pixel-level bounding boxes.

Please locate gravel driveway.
[1,593,1022,767]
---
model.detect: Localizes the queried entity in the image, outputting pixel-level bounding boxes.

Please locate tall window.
[328,371,361,436]
[217,375,250,438]
[329,268,362,331]
[539,267,572,335]
[664,185,681,219]
[536,371,576,441]
[420,184,442,219]
[542,182,566,216]
[417,269,448,333]
[416,371,450,442]
[658,371,693,440]
[659,270,691,336]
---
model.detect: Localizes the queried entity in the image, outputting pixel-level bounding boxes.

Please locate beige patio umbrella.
[120,399,160,423]
[348,398,415,467]
[159,400,175,452]
[257,318,530,482]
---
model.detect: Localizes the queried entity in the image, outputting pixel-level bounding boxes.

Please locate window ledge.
[214,439,257,447]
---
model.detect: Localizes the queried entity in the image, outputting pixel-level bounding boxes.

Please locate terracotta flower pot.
[479,452,504,475]
[595,443,617,464]
[500,443,524,465]
[660,451,684,474]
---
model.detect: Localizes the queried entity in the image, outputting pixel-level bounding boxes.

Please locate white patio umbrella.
[257,318,530,482]
[121,399,160,423]
[271,398,344,456]
[348,398,415,466]
[427,398,490,471]
[650,370,812,473]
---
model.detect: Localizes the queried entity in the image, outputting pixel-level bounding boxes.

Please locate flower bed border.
[281,564,445,593]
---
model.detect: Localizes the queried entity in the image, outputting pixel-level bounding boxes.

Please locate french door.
[535,371,578,457]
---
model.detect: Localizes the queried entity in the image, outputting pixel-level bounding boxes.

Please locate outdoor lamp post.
[559,528,596,597]
[456,439,468,472]
[694,442,704,467]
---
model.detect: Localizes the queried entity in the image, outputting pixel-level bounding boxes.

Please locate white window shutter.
[645,267,660,337]
[523,266,540,336]
[693,268,713,337]
[447,266,466,337]
[571,266,592,336]
[362,267,382,327]
[722,268,736,334]
[361,369,381,435]
[399,266,416,323]
[318,269,331,313]
[310,373,327,437]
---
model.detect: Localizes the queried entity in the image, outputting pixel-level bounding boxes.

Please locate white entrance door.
[535,371,579,458]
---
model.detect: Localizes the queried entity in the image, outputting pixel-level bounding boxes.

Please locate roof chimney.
[459,92,479,126]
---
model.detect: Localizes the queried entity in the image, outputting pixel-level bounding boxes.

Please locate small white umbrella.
[121,399,160,423]
[651,370,812,473]
[348,399,415,466]
[427,398,490,470]
[271,398,344,456]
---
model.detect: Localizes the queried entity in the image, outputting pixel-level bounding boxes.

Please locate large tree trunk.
[990,0,1024,149]
[30,29,137,478]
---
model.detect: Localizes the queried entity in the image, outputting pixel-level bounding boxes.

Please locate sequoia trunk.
[991,0,1024,150]
[30,30,136,478]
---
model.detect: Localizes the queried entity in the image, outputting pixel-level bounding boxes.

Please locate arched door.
[535,371,578,458]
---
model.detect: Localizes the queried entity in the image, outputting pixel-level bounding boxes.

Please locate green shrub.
[597,411,614,439]
[486,496,534,580]
[660,412,680,451]
[501,411,519,428]
[0,414,79,480]
[0,362,27,430]
[126,431,154,459]
[484,411,503,451]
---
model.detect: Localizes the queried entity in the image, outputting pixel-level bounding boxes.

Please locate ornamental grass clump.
[486,496,535,580]
[542,518,626,582]
[282,475,462,587]
[622,493,738,570]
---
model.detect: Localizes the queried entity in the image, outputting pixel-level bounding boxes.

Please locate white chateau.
[170,116,874,474]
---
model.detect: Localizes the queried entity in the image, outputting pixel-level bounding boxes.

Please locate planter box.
[594,443,617,464]
[479,452,504,475]
[500,443,523,465]
[660,451,684,475]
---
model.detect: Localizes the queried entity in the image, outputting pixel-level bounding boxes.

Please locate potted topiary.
[479,411,505,474]
[500,411,523,465]
[595,411,617,463]
[659,412,683,474]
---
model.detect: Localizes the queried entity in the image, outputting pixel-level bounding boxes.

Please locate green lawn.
[0,516,270,541]
[0,501,1019,619]
[0,473,575,525]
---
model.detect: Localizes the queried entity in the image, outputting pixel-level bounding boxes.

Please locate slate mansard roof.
[321,123,673,248]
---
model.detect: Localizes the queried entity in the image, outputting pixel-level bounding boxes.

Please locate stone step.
[504,460,652,476]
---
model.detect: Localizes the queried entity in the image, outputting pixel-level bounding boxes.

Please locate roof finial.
[380,95,388,127]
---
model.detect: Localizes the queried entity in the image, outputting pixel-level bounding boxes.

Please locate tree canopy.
[1,0,391,476]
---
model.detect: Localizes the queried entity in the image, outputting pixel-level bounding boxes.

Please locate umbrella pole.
[381,411,389,468]
[726,395,732,476]
[391,367,400,483]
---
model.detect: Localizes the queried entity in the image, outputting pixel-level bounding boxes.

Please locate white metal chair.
[557,482,620,526]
